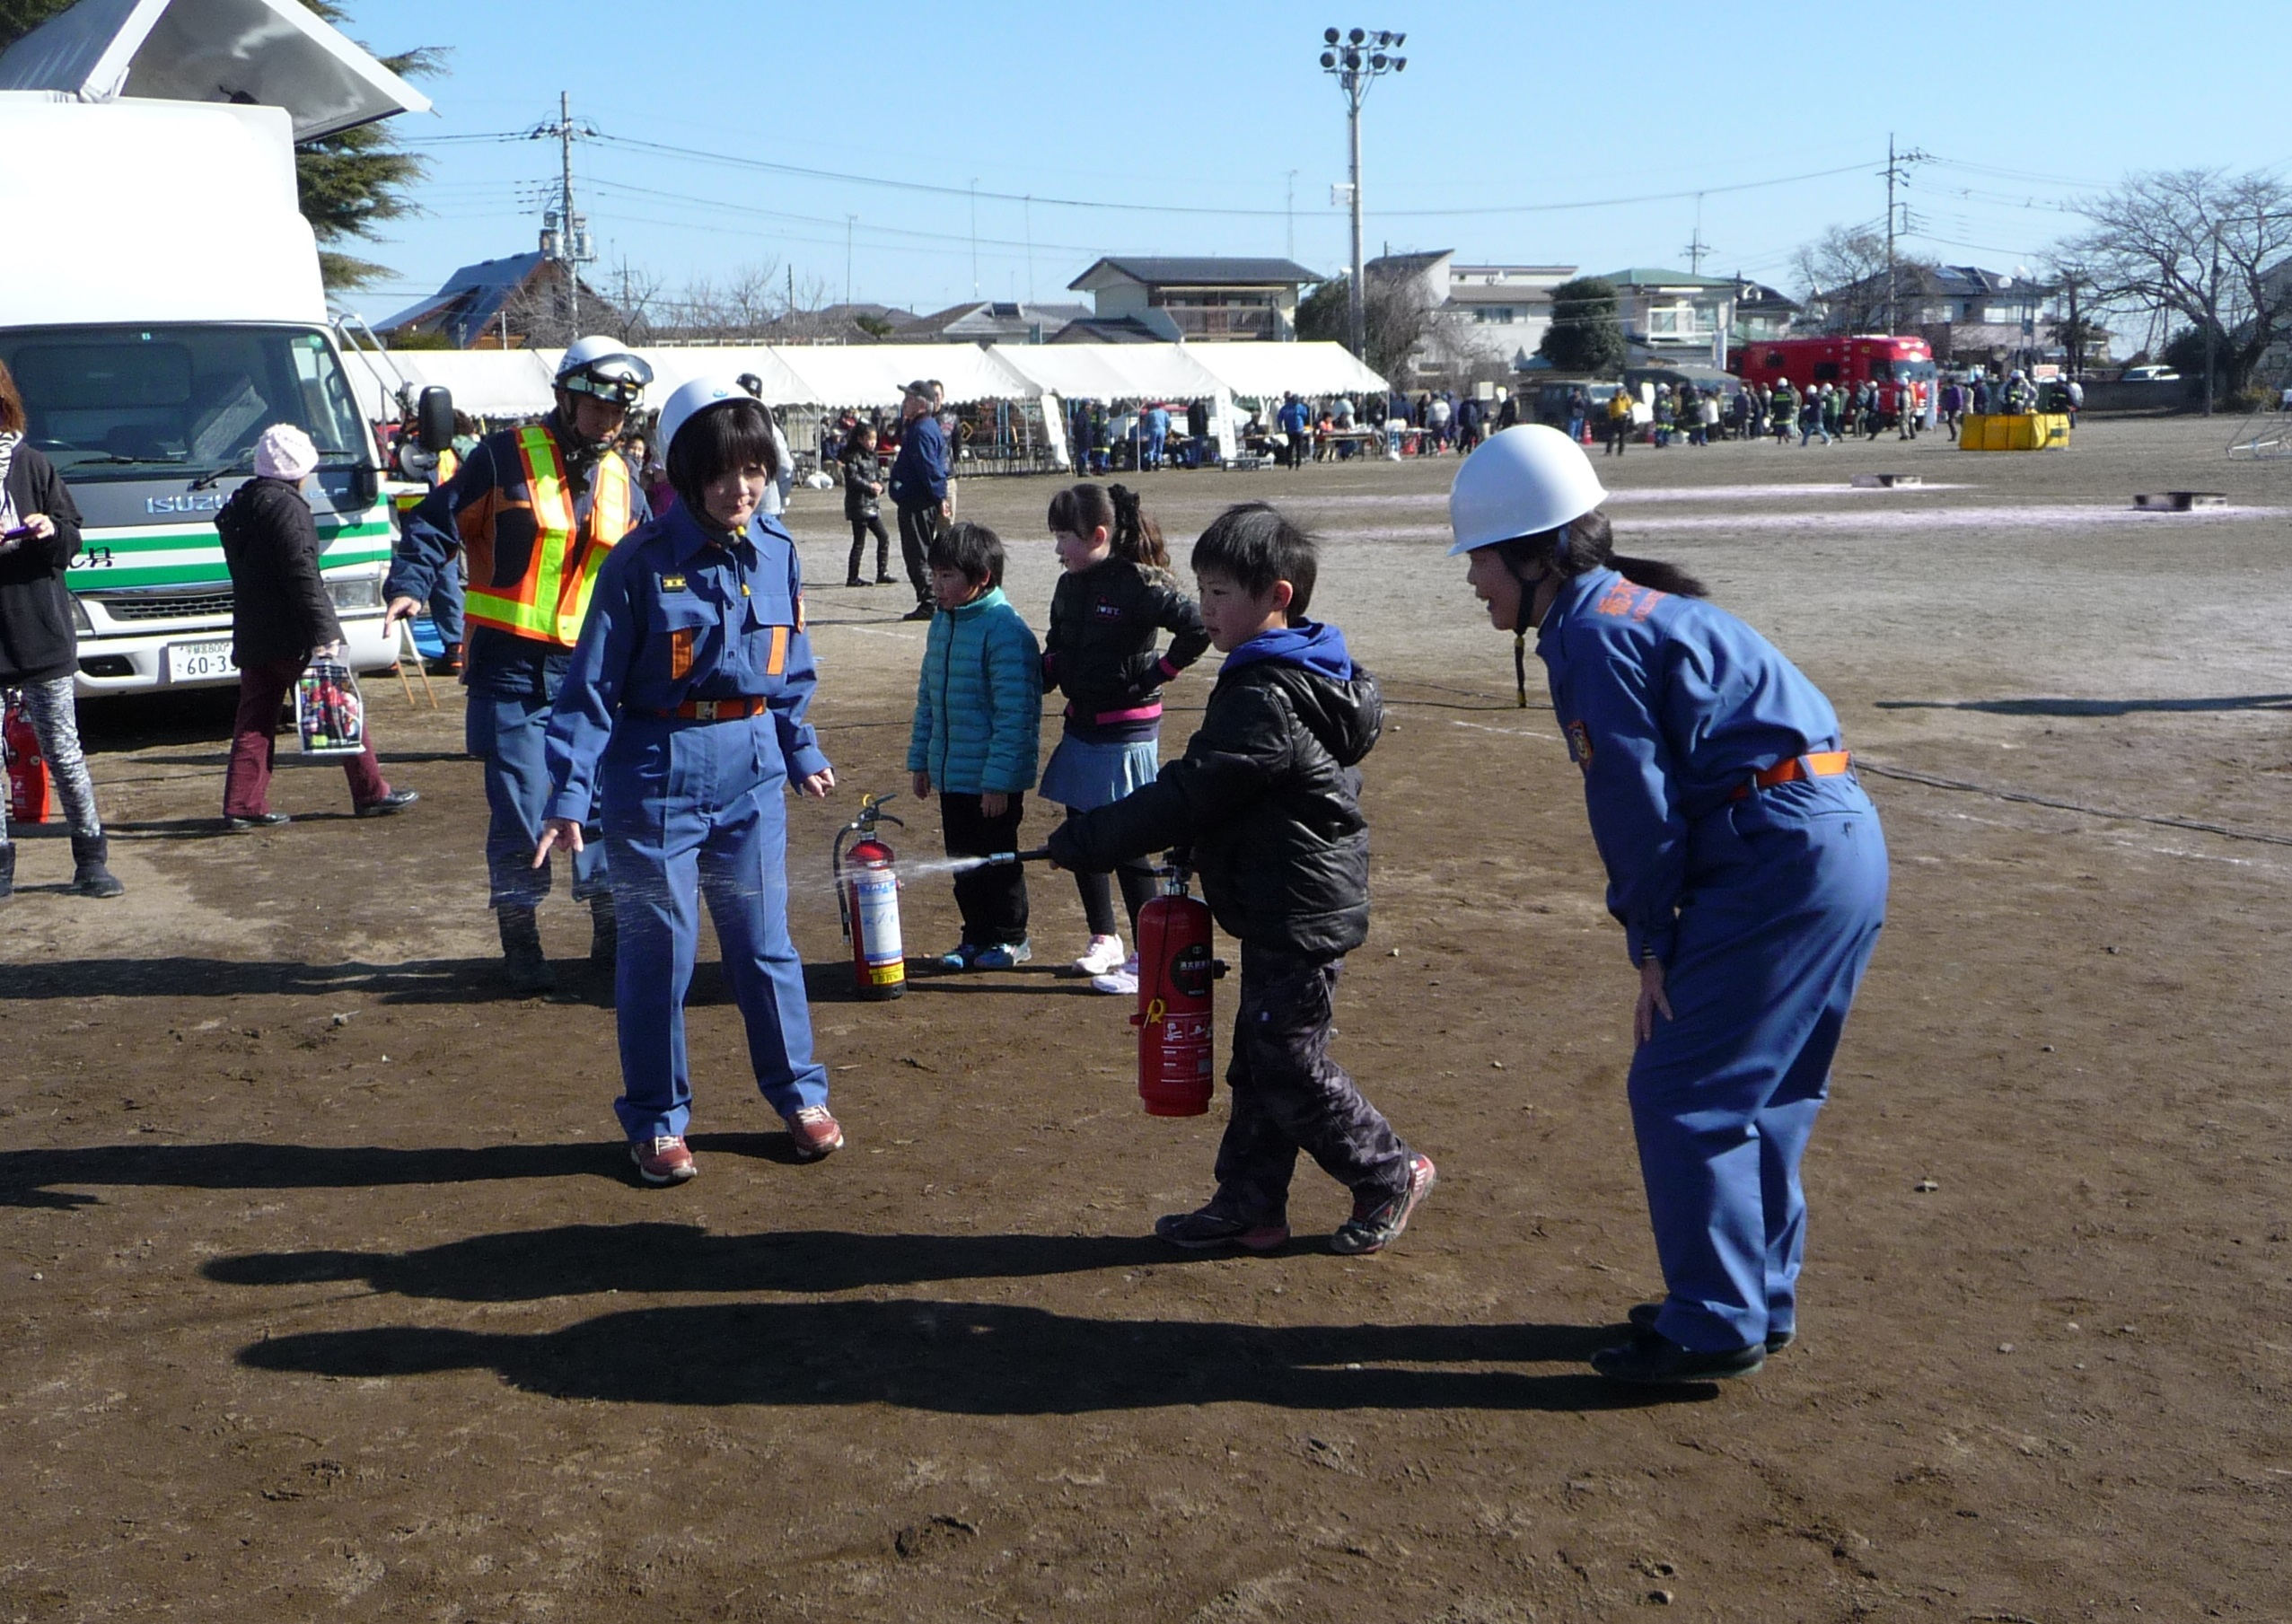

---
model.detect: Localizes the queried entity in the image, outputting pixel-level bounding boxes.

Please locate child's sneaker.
[1072,934,1126,977]
[1330,1153,1436,1255]
[971,940,1032,970]
[935,942,984,972]
[1090,953,1139,996]
[1154,1203,1289,1252]
[629,1135,697,1185]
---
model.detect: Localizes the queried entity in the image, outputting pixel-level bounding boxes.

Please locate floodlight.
[1321,50,1336,66]
[1393,57,1406,70]
[1343,48,1360,68]
[1392,31,1405,45]
[1348,27,1365,43]
[1324,26,1339,41]
[1371,52,1386,68]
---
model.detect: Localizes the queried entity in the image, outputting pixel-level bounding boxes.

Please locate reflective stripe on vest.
[463,427,632,649]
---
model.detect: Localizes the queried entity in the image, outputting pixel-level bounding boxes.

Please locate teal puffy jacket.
[907,586,1043,794]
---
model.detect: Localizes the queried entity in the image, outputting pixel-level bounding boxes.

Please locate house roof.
[1068,256,1322,292]
[1600,267,1739,290]
[1445,282,1558,306]
[1732,279,1799,310]
[1366,250,1452,274]
[377,251,550,345]
[897,300,1092,342]
[1816,263,2052,303]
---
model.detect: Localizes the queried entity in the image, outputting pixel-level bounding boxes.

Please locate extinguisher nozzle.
[979,847,1053,867]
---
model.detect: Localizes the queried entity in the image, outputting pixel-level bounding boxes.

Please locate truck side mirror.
[417,387,455,453]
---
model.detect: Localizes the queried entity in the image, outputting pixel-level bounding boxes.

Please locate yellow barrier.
[1960,412,2070,451]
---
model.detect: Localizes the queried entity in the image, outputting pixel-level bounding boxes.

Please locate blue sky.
[347,0,2292,328]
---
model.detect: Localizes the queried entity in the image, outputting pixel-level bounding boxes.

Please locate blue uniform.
[390,425,651,909]
[1538,566,1888,1354]
[543,504,832,1142]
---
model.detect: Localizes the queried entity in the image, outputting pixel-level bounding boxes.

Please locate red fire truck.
[1728,335,1937,426]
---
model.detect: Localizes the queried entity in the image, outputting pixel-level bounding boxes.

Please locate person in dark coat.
[0,357,121,899]
[1048,503,1434,1260]
[215,425,417,830]
[840,421,892,586]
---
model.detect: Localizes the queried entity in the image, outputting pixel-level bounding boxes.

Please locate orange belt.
[654,696,768,722]
[1731,751,1852,801]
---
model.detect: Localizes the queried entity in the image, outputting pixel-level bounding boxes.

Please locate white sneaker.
[1091,954,1140,997]
[1072,935,1126,977]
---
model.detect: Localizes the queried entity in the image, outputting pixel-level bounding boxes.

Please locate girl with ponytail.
[1447,424,1889,1389]
[1039,480,1209,993]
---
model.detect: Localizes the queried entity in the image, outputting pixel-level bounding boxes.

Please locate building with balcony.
[1600,268,1738,367]
[1364,250,1576,381]
[1066,256,1321,341]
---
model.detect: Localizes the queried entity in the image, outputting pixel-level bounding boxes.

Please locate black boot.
[497,904,555,995]
[68,833,125,899]
[0,840,14,900]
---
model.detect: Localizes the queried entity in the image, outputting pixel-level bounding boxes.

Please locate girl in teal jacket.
[908,522,1043,970]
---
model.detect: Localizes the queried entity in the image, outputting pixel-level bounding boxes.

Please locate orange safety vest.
[463,426,632,649]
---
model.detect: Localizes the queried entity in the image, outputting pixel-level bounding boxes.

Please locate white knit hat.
[253,423,320,481]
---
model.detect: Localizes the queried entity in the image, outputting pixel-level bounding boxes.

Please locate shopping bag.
[294,659,367,757]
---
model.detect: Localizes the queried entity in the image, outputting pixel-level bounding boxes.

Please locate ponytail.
[1609,555,1708,598]
[1493,510,1707,598]
[1107,483,1171,569]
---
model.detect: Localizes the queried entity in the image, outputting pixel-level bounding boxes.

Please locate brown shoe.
[786,1106,844,1161]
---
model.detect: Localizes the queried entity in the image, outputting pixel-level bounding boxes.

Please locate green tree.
[0,0,438,290]
[1537,277,1628,376]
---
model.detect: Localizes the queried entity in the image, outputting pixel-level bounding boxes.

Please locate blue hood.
[1221,619,1356,680]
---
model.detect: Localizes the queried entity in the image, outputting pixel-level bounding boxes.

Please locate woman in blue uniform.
[538,378,843,1186]
[1447,425,1889,1384]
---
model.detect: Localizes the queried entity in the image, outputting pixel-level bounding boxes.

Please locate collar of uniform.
[663,503,759,568]
[1535,566,1615,655]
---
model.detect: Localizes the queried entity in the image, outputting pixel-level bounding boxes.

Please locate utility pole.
[1318,28,1407,362]
[1682,193,1709,275]
[1879,134,1929,335]
[530,92,596,338]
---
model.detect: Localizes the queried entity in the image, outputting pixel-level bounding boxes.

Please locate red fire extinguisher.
[832,793,906,1000]
[4,689,50,827]
[1129,862,1222,1117]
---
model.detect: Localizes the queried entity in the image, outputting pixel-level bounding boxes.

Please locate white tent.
[987,342,1227,404]
[1181,341,1389,404]
[767,343,1034,409]
[0,0,432,140]
[393,350,558,419]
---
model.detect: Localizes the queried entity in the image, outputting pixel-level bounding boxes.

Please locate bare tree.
[1793,227,1942,333]
[2063,168,2292,399]
[1297,268,1436,381]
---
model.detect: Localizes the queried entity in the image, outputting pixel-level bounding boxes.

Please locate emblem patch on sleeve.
[1566,719,1594,770]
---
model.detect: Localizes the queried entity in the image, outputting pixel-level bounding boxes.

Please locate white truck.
[0,0,433,696]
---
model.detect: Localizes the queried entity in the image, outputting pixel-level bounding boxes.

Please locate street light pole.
[1319,28,1406,363]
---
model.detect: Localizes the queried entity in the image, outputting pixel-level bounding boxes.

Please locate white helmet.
[656,374,752,461]
[1446,424,1609,556]
[555,335,654,406]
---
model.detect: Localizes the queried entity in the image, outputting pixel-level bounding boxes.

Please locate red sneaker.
[786,1105,844,1161]
[629,1135,697,1185]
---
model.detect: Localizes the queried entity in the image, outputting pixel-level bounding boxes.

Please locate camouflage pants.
[1213,945,1412,1224]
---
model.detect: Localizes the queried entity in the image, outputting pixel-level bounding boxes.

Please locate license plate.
[164,639,238,682]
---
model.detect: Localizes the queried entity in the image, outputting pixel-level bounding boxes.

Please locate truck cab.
[0,0,429,696]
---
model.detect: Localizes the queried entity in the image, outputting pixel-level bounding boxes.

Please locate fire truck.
[1728,335,1937,427]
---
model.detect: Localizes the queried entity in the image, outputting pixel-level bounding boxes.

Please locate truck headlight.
[71,595,93,634]
[328,574,383,610]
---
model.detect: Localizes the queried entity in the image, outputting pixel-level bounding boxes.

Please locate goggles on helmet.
[558,353,654,408]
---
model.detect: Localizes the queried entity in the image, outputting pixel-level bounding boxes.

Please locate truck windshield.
[0,324,366,478]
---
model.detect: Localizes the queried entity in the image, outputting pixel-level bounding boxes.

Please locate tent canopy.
[988,343,1226,404]
[0,0,431,140]
[1181,342,1389,404]
[767,344,1033,409]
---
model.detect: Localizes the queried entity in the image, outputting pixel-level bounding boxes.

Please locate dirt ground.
[4,415,2288,1622]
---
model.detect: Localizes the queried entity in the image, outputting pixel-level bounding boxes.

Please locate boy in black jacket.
[1048,503,1434,1255]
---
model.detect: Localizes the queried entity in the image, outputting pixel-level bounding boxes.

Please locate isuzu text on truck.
[0,0,431,695]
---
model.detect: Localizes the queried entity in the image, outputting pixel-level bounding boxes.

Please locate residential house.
[1804,264,2101,371]
[1066,257,1321,341]
[1366,250,1577,380]
[377,251,600,348]
[894,300,1088,345]
[1599,268,1738,368]
[1729,279,1799,347]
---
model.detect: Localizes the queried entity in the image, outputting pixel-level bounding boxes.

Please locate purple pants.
[224,657,388,816]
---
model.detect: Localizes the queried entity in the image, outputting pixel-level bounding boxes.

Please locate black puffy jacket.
[216,476,345,669]
[0,443,83,686]
[1042,557,1209,743]
[1047,622,1382,959]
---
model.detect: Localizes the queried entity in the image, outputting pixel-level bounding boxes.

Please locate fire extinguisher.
[831,793,906,1000]
[4,689,50,827]
[1129,860,1224,1117]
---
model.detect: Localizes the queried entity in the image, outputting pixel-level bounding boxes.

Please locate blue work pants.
[602,715,828,1142]
[1629,777,1887,1354]
[469,682,609,909]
